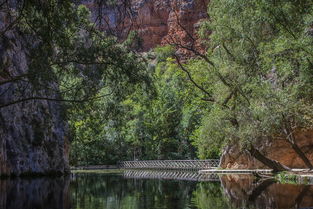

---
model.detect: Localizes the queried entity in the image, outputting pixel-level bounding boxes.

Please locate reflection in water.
[0,177,70,209]
[123,170,220,182]
[220,175,313,209]
[70,173,198,209]
[0,171,313,209]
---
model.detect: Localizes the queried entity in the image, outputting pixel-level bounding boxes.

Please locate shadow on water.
[0,171,313,209]
[0,177,71,209]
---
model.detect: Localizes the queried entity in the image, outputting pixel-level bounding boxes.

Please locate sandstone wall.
[220,129,313,169]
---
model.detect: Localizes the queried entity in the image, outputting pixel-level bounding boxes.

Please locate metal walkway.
[120,159,220,170]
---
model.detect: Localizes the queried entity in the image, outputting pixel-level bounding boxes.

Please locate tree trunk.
[248,145,291,172]
[248,179,276,202]
[283,128,313,170]
[286,138,313,169]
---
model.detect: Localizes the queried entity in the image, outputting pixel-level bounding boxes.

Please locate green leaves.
[70,0,313,165]
[190,0,313,157]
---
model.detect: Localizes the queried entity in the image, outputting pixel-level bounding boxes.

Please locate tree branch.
[174,55,214,102]
[0,93,112,109]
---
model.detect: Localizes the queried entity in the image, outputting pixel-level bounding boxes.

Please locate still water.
[0,171,313,209]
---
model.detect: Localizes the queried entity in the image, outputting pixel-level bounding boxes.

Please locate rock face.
[81,0,209,51]
[0,9,70,176]
[220,129,313,169]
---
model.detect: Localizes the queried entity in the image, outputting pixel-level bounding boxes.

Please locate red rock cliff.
[82,0,209,51]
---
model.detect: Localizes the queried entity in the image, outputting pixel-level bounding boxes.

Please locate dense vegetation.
[195,0,313,171]
[3,0,312,168]
[70,47,209,165]
[70,0,313,168]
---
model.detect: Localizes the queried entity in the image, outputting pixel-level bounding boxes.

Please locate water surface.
[1,171,313,209]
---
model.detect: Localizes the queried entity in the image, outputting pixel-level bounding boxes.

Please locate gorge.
[1,0,313,176]
[1,0,313,208]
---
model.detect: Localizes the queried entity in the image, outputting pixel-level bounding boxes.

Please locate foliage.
[191,182,237,209]
[70,49,209,165]
[191,0,313,157]
[1,0,148,165]
[66,0,313,165]
[1,0,147,109]
[275,172,298,184]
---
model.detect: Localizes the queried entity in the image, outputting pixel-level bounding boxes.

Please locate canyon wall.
[0,7,70,176]
[81,0,209,51]
[220,129,313,169]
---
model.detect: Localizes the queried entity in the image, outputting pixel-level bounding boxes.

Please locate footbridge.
[120,159,220,170]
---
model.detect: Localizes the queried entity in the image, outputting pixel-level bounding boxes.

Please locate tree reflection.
[191,182,237,209]
[70,173,198,209]
[0,177,70,209]
[220,175,313,209]
[1,173,313,209]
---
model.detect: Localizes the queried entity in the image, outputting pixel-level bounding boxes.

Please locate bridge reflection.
[123,170,220,182]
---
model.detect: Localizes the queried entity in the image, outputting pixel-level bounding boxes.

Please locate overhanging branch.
[0,92,112,109]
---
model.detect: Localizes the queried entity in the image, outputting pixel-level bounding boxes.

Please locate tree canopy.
[70,0,313,168]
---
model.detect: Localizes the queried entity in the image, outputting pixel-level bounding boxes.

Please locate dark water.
[1,171,313,209]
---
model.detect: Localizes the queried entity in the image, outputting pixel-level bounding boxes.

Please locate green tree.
[1,0,149,166]
[187,0,313,171]
[1,0,147,108]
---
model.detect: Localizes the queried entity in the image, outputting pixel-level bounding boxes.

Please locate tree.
[172,0,313,171]
[69,46,210,164]
[0,0,151,167]
[0,0,147,109]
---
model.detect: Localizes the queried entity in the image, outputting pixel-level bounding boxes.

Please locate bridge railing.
[120,159,220,170]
